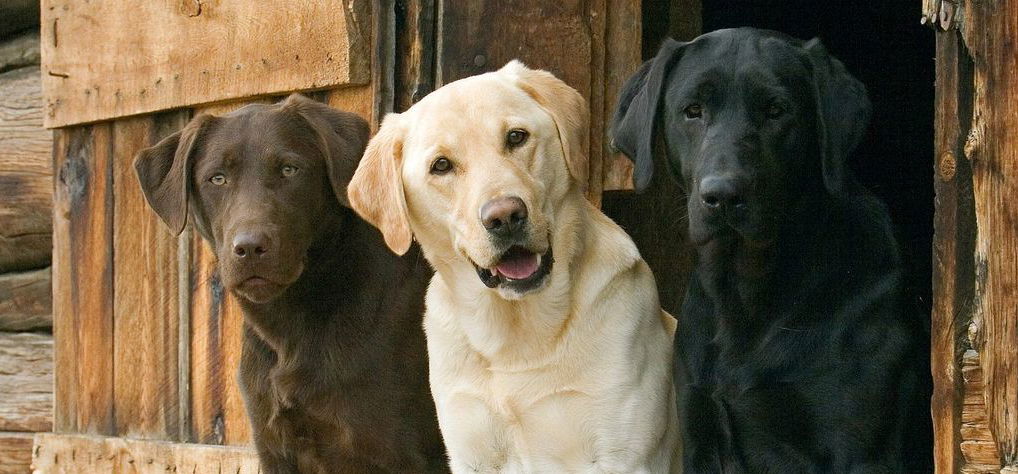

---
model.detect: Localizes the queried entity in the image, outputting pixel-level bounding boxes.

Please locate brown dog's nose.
[233,232,272,258]
[480,196,528,238]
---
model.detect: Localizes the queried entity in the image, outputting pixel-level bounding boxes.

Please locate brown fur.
[134,94,446,473]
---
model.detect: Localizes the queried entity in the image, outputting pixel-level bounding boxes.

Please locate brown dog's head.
[135,94,370,304]
[348,61,588,300]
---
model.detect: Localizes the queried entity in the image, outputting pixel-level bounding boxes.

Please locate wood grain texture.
[0,65,52,273]
[32,433,260,473]
[0,432,33,474]
[0,30,40,73]
[40,0,371,128]
[960,350,1001,470]
[52,124,115,435]
[0,266,51,331]
[111,111,190,441]
[394,0,437,113]
[957,0,1018,468]
[0,332,52,432]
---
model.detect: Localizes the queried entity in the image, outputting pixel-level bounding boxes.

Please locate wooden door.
[925,0,1018,472]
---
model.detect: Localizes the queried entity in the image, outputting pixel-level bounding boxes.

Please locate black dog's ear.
[134,114,218,235]
[284,94,371,207]
[804,38,871,194]
[610,38,686,192]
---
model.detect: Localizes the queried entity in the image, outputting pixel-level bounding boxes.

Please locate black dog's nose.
[233,232,272,258]
[480,196,528,237]
[699,176,747,210]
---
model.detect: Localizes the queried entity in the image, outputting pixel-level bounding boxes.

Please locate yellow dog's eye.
[209,174,227,185]
[506,129,529,147]
[282,165,299,177]
[431,157,453,175]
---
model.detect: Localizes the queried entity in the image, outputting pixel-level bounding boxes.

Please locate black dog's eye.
[684,104,703,119]
[209,173,227,185]
[506,129,529,148]
[765,102,786,119]
[430,157,453,175]
[281,165,299,177]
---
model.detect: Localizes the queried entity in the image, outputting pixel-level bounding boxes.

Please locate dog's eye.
[209,174,227,186]
[506,129,529,148]
[430,157,453,175]
[765,103,786,119]
[684,104,703,119]
[281,165,299,177]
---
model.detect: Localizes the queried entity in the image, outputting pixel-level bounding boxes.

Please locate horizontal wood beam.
[32,433,260,473]
[0,332,52,432]
[0,267,51,331]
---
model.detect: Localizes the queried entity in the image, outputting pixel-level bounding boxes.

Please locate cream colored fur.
[348,61,680,473]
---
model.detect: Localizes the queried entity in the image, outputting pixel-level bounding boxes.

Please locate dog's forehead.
[670,30,811,94]
[199,108,317,163]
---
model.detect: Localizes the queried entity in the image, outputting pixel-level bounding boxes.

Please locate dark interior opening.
[630,0,936,470]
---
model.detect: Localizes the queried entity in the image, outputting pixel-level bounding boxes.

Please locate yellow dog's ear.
[503,60,590,189]
[347,113,414,255]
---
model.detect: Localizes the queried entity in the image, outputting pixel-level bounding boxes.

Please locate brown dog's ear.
[134,114,217,235]
[503,60,590,190]
[347,113,413,255]
[609,38,686,192]
[283,94,371,207]
[804,38,871,194]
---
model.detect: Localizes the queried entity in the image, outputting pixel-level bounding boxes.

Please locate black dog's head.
[611,28,870,245]
[135,94,370,304]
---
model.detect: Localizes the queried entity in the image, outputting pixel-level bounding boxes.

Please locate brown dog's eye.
[765,102,785,119]
[506,129,529,148]
[430,157,453,175]
[281,165,299,177]
[684,104,703,119]
[209,174,227,185]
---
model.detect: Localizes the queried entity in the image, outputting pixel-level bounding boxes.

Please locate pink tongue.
[495,251,540,280]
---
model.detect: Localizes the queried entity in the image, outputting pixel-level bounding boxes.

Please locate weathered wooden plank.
[52,123,115,435]
[959,350,1001,470]
[0,332,52,432]
[0,0,38,39]
[957,0,1018,468]
[0,29,40,72]
[32,433,260,473]
[0,266,51,331]
[0,65,52,273]
[394,0,437,113]
[111,111,190,441]
[40,0,371,128]
[0,432,33,474]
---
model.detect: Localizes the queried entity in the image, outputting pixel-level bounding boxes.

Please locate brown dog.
[134,94,446,473]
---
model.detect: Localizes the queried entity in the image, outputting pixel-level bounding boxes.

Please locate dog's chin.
[472,246,554,299]
[690,220,774,248]
[226,265,303,305]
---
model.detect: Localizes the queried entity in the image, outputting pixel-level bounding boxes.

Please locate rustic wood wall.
[0,3,54,470]
[925,0,1018,472]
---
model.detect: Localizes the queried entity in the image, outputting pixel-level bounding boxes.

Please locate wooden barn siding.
[927,0,1018,472]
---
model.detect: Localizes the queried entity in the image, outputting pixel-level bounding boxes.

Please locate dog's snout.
[699,176,747,211]
[232,231,273,258]
[480,196,529,237]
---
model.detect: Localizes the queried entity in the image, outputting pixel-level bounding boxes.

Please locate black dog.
[612,28,927,472]
[135,95,446,473]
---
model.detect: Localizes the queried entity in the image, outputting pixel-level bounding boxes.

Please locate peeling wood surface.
[0,267,51,331]
[32,433,260,474]
[960,350,1001,471]
[0,432,33,474]
[40,0,371,128]
[0,332,53,432]
[0,65,52,273]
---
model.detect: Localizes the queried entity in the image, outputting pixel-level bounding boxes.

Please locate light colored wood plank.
[0,29,40,72]
[32,433,260,473]
[0,332,52,432]
[52,124,115,435]
[0,266,51,331]
[0,65,52,273]
[0,432,33,474]
[40,0,371,128]
[111,112,189,441]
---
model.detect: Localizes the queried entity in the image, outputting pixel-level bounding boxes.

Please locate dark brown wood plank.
[0,0,38,39]
[111,111,190,440]
[0,266,51,331]
[0,432,33,474]
[0,332,52,432]
[52,123,115,435]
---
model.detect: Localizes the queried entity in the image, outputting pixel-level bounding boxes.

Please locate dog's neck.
[427,191,591,367]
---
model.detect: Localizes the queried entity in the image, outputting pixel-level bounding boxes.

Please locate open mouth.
[474,246,554,292]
